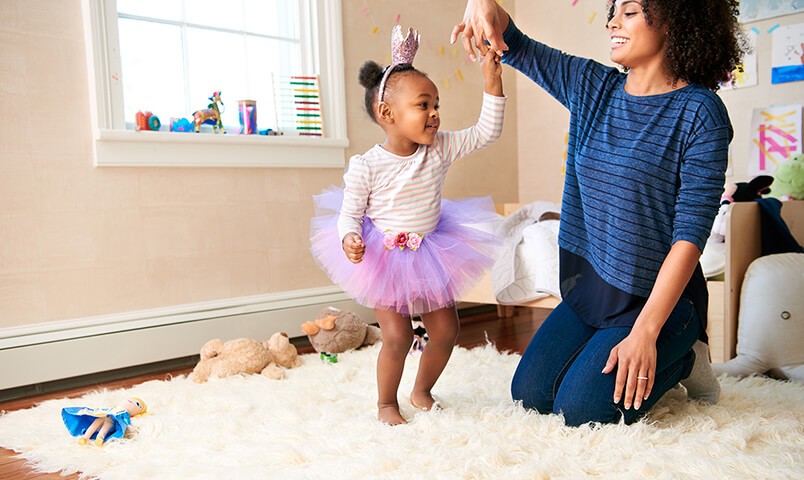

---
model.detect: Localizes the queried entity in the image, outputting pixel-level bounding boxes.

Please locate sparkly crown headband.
[377,25,421,103]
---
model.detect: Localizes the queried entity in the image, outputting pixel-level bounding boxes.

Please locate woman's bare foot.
[377,404,407,425]
[409,392,441,412]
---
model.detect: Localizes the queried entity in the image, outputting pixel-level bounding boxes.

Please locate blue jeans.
[510,299,700,426]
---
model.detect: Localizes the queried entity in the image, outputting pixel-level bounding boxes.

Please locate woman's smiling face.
[607,0,667,70]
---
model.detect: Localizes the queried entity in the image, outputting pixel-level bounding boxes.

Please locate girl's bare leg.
[411,305,460,411]
[374,308,413,425]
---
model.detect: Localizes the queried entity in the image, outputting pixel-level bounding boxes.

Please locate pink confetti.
[395,14,401,23]
[360,6,369,14]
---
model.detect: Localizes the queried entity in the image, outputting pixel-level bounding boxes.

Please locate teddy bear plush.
[300,307,381,361]
[189,332,300,382]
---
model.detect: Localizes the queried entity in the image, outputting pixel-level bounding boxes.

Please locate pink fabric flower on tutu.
[395,232,408,249]
[406,233,423,251]
[383,230,425,251]
[383,231,397,250]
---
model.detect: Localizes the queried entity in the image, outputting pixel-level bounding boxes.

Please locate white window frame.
[81,0,348,168]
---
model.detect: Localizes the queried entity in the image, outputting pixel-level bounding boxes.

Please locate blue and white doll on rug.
[61,397,147,446]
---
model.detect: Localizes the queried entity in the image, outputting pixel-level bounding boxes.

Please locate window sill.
[93,129,348,168]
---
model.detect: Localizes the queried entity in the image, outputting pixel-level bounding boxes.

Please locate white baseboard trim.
[0,287,373,390]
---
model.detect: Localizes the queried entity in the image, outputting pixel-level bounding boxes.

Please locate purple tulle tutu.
[310,186,502,316]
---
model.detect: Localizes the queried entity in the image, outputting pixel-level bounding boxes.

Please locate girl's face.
[607,0,666,70]
[384,73,440,147]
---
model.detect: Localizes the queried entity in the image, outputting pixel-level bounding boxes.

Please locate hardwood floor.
[0,306,550,479]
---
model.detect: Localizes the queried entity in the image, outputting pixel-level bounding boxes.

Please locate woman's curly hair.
[607,0,750,91]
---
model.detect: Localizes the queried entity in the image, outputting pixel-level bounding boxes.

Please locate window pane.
[245,36,300,131]
[186,28,248,130]
[185,0,245,31]
[118,18,185,128]
[117,0,182,21]
[245,0,299,38]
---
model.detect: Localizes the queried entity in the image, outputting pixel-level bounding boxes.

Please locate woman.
[451,0,747,426]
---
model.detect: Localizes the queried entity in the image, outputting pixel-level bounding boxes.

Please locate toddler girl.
[310,25,505,425]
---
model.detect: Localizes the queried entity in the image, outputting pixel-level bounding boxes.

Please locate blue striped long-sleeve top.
[502,20,730,329]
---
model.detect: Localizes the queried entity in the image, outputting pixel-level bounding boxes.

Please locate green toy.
[770,153,803,200]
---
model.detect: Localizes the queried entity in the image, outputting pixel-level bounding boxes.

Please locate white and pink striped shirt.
[337,92,506,240]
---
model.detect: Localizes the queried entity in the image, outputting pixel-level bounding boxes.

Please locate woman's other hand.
[602,331,657,411]
[450,0,509,62]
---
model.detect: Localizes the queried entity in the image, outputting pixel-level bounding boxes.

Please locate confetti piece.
[572,0,579,5]
[443,78,450,89]
[360,6,369,15]
[587,11,596,23]
[440,45,445,55]
[751,27,760,35]
[767,24,780,33]
[395,14,401,23]
[372,26,379,35]
[456,69,464,81]
[451,47,458,58]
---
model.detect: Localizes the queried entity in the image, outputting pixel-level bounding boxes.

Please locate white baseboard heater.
[0,287,373,391]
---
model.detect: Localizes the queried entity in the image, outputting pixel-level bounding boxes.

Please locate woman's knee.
[510,369,553,413]
[553,390,640,426]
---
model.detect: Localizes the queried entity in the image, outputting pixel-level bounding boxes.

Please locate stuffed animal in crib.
[301,307,382,362]
[189,332,300,382]
[701,176,775,278]
[62,397,147,446]
[713,253,804,381]
[769,153,803,201]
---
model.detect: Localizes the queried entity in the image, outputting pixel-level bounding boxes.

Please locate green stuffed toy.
[769,153,803,200]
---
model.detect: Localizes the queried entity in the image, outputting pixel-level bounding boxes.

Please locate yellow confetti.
[372,26,379,35]
[443,78,450,89]
[439,45,445,56]
[451,47,458,58]
[456,69,464,81]
[587,12,596,24]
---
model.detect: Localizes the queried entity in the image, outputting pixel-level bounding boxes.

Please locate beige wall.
[0,0,518,329]
[512,3,804,203]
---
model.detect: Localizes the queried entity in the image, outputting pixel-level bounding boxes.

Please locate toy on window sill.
[193,90,226,134]
[259,128,283,136]
[170,117,194,133]
[135,111,161,131]
[61,397,147,446]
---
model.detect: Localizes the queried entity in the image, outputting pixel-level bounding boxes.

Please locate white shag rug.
[1,344,802,480]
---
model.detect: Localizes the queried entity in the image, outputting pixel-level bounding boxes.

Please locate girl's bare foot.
[377,404,407,425]
[409,392,441,412]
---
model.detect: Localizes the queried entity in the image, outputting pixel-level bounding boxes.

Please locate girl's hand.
[342,233,365,264]
[482,51,503,97]
[602,331,657,410]
[450,0,509,62]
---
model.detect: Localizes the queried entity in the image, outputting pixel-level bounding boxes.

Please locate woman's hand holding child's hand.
[342,233,365,264]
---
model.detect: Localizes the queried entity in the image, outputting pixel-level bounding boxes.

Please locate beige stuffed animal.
[190,332,300,382]
[301,307,381,359]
